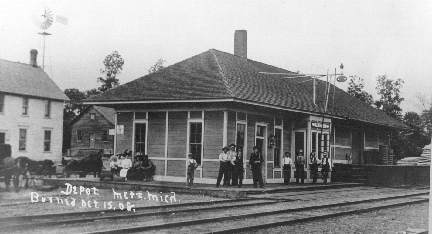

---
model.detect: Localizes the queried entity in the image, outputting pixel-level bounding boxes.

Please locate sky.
[1,0,431,113]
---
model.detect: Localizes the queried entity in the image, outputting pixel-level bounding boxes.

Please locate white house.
[0,49,68,163]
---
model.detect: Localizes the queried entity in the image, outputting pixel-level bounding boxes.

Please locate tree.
[64,88,86,124]
[347,76,374,105]
[97,51,124,92]
[148,59,166,74]
[391,112,430,160]
[374,75,404,120]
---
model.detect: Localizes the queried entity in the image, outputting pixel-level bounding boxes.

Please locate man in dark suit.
[295,150,305,184]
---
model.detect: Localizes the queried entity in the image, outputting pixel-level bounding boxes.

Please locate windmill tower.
[32,7,68,70]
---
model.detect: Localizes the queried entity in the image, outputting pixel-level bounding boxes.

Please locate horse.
[0,157,26,192]
[64,152,104,178]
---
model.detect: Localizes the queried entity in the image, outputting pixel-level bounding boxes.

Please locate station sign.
[311,121,330,130]
[116,125,124,135]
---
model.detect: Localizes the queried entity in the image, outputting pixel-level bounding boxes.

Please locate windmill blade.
[56,15,68,25]
[32,7,54,30]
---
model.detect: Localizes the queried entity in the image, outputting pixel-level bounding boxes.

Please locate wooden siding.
[148,112,166,158]
[151,158,166,175]
[70,106,114,155]
[167,160,185,177]
[203,111,223,159]
[267,163,273,179]
[116,112,133,154]
[335,126,351,146]
[167,112,187,158]
[202,111,223,179]
[202,161,219,178]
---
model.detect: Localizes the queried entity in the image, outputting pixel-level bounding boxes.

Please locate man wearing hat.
[310,150,319,184]
[249,146,265,188]
[321,151,331,185]
[215,146,230,187]
[295,150,305,184]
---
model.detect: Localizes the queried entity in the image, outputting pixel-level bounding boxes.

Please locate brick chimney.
[234,30,247,59]
[30,49,38,67]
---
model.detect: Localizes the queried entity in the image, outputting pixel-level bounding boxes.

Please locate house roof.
[93,106,115,125]
[70,105,115,126]
[0,59,68,101]
[85,49,408,130]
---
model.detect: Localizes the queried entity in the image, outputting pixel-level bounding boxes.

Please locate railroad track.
[0,188,428,234]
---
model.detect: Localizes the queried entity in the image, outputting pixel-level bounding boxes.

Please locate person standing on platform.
[310,150,319,184]
[215,147,230,188]
[295,150,305,184]
[321,151,332,185]
[186,153,198,187]
[249,146,265,189]
[282,152,293,185]
[232,149,244,187]
[226,143,237,186]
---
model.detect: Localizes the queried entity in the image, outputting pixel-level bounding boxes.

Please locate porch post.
[223,111,228,147]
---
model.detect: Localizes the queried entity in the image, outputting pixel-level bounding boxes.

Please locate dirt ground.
[247,203,429,234]
[0,184,226,218]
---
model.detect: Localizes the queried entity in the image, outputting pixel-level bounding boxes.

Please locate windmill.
[32,6,68,70]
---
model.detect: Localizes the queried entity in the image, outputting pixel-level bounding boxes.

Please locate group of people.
[215,144,263,189]
[109,150,155,181]
[282,150,332,185]
[213,145,332,188]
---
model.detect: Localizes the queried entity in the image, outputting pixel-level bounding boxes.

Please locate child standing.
[187,153,198,187]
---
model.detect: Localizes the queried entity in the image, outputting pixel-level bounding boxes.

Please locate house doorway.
[255,123,267,182]
[294,131,306,156]
[89,133,95,148]
[133,122,147,156]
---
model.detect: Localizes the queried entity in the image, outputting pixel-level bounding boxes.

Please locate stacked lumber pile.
[396,144,431,165]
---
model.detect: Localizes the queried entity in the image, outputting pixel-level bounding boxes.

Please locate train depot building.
[85,31,408,184]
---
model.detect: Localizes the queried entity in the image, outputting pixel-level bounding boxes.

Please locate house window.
[102,130,108,142]
[273,127,283,167]
[0,94,4,113]
[90,113,96,120]
[236,123,246,153]
[44,130,51,151]
[22,97,29,115]
[77,129,83,142]
[44,100,51,118]
[19,129,27,151]
[189,122,203,165]
[134,123,147,155]
[255,125,266,153]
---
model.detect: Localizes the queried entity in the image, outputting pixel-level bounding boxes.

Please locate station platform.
[43,177,363,199]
